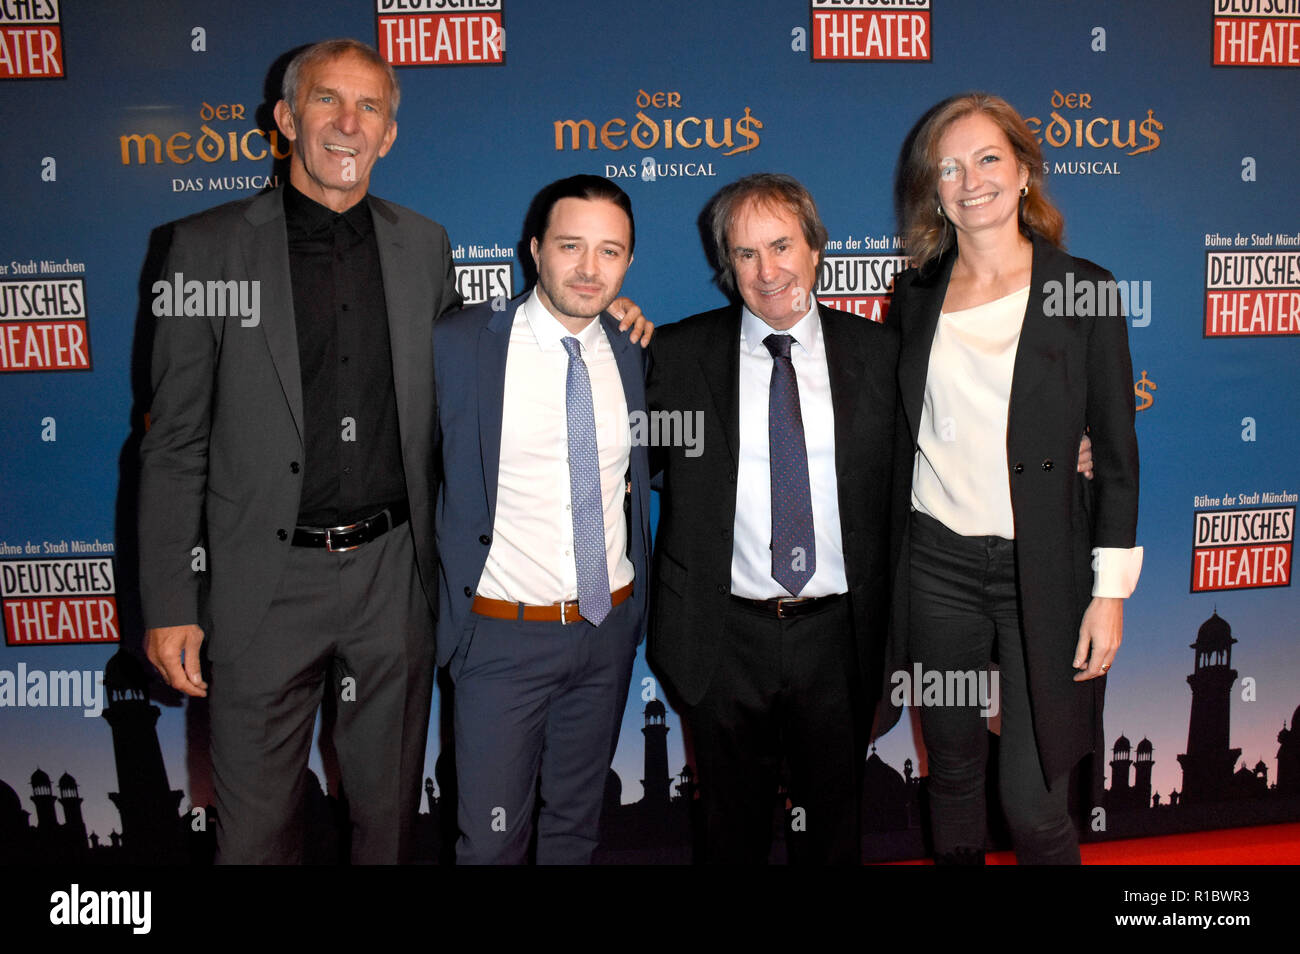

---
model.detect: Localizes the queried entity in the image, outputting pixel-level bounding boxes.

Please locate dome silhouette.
[1193,611,1234,651]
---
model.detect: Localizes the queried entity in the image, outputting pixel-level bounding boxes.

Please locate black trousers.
[208,524,434,864]
[908,509,1080,864]
[687,595,861,864]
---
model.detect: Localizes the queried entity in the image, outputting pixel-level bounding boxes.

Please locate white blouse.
[911,284,1142,598]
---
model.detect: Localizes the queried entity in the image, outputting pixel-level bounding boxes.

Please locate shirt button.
[479,534,491,545]
[1041,459,1054,472]
[289,461,300,474]
[464,586,473,597]
[276,529,288,541]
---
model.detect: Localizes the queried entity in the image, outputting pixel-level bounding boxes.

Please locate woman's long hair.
[900,92,1064,270]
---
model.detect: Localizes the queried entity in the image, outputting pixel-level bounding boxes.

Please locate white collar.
[740,295,820,357]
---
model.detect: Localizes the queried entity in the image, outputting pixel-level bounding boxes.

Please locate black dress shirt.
[284,183,407,526]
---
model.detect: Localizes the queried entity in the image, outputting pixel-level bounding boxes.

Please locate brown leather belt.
[472,582,634,625]
[730,592,845,619]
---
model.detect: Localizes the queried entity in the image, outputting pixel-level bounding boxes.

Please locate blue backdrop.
[1,0,1297,862]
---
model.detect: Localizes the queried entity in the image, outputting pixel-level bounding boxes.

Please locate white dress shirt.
[731,299,849,599]
[476,290,635,604]
[912,286,1142,598]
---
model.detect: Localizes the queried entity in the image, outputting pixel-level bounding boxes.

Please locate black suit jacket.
[882,233,1139,781]
[645,302,898,716]
[138,188,460,662]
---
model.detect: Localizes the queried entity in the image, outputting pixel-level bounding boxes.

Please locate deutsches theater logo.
[0,269,90,372]
[1212,0,1300,67]
[817,236,908,322]
[1,550,119,646]
[558,89,762,182]
[1203,238,1300,337]
[810,0,931,61]
[452,241,514,306]
[1190,496,1294,592]
[0,0,63,79]
[377,0,505,67]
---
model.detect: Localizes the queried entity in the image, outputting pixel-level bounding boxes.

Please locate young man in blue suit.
[433,176,651,864]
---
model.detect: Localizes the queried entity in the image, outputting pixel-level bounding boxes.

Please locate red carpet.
[885,822,1300,864]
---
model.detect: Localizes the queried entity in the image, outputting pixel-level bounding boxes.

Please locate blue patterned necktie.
[763,333,816,596]
[562,336,612,626]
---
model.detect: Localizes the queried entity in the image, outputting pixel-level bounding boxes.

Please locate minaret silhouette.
[1278,704,1300,794]
[29,769,58,830]
[101,649,185,861]
[1109,734,1132,794]
[641,700,671,805]
[1133,738,1154,810]
[1176,611,1241,802]
[57,772,88,858]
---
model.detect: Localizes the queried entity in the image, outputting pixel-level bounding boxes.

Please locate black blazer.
[882,232,1139,782]
[645,303,898,715]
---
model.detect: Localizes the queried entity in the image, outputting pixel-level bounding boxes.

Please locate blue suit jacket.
[432,294,651,670]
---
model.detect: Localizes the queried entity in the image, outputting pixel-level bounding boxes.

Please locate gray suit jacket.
[138,187,460,662]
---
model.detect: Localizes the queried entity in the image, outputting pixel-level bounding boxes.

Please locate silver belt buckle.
[559,599,577,625]
[323,508,389,553]
[324,520,362,553]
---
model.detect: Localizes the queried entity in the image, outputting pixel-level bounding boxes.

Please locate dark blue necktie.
[763,333,816,596]
[562,336,612,626]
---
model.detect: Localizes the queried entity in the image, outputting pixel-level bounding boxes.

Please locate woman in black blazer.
[887,93,1141,864]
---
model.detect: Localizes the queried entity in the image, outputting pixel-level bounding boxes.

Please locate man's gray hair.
[281,38,400,121]
[707,173,828,292]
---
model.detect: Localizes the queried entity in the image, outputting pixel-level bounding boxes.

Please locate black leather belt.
[292,501,410,552]
[730,592,845,619]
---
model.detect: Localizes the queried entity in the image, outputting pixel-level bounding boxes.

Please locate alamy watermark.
[50,884,151,934]
[151,271,260,327]
[1043,272,1151,327]
[627,409,703,457]
[890,663,1000,718]
[0,664,104,717]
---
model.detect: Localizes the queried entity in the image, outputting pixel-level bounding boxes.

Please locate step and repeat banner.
[0,0,1297,864]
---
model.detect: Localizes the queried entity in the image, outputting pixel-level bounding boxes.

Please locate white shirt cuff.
[1092,546,1143,599]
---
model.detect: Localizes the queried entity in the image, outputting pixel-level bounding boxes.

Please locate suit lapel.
[1007,233,1061,404]
[897,251,956,446]
[600,312,646,416]
[478,298,516,522]
[601,313,649,561]
[698,306,741,467]
[820,306,863,460]
[242,190,303,443]
[372,199,422,472]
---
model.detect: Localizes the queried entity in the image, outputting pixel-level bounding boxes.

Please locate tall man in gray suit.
[138,39,459,864]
